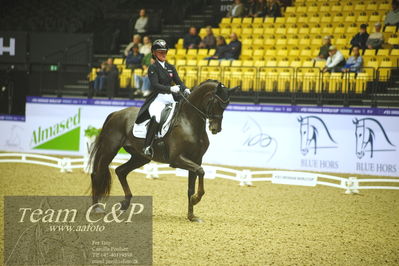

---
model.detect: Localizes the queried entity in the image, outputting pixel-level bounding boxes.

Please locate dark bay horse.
[89,80,236,222]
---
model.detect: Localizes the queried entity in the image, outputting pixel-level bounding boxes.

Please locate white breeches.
[148,93,175,123]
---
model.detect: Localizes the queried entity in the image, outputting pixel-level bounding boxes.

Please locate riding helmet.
[151,39,168,52]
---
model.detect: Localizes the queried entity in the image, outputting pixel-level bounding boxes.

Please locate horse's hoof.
[92,206,105,214]
[188,216,204,223]
[120,200,130,211]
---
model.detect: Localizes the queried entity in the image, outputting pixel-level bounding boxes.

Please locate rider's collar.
[157,59,166,68]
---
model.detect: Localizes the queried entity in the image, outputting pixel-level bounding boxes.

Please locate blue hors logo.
[297,116,338,156]
[353,118,396,159]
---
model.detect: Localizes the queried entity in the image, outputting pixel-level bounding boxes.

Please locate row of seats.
[218,12,389,29]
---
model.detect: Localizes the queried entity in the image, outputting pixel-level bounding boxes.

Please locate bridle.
[179,88,229,121]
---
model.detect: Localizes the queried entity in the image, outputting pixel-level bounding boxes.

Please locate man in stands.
[350,24,369,51]
[315,36,332,61]
[366,23,384,49]
[385,0,399,27]
[342,46,363,73]
[227,0,245,18]
[224,33,242,60]
[124,34,143,56]
[126,44,144,70]
[322,46,345,73]
[183,26,202,49]
[199,26,216,49]
[266,0,282,18]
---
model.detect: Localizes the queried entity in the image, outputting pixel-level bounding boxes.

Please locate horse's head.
[353,119,371,159]
[206,83,239,134]
[298,116,316,155]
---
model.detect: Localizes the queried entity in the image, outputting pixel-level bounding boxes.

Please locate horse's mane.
[191,79,219,92]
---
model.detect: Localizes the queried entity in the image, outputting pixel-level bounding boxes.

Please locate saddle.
[132,102,178,139]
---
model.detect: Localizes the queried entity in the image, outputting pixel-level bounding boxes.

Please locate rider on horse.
[136,39,191,158]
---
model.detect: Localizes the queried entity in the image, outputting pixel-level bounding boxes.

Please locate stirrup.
[143,146,153,157]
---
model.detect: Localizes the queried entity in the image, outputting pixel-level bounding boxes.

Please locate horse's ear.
[297,116,303,122]
[228,86,240,94]
[352,118,358,124]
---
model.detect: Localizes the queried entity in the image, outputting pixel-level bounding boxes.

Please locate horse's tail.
[88,113,114,198]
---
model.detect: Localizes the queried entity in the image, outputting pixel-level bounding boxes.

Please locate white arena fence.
[1,153,398,194]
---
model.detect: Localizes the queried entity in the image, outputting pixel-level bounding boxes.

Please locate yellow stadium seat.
[384,26,397,33]
[290,58,302,68]
[289,48,300,57]
[241,28,253,39]
[379,3,390,11]
[341,49,350,58]
[168,48,176,56]
[344,13,357,24]
[232,60,242,67]
[251,39,263,50]
[299,25,310,35]
[199,28,207,38]
[366,3,378,11]
[186,59,197,66]
[242,17,253,28]
[176,59,186,66]
[285,6,295,14]
[252,17,264,27]
[334,24,346,35]
[322,24,334,35]
[209,60,220,66]
[310,25,322,35]
[314,60,325,69]
[264,17,275,25]
[197,49,208,57]
[265,57,278,67]
[331,3,342,13]
[391,48,399,56]
[242,68,257,91]
[254,60,266,67]
[175,38,184,49]
[365,57,379,69]
[357,13,369,24]
[275,25,287,36]
[220,28,231,38]
[309,14,321,25]
[253,49,264,58]
[252,28,264,38]
[219,17,231,28]
[186,49,198,59]
[220,60,232,67]
[242,39,253,49]
[297,14,309,24]
[320,15,332,24]
[355,73,369,94]
[287,25,298,35]
[346,24,358,35]
[332,13,345,24]
[212,28,220,36]
[286,15,297,24]
[287,37,299,47]
[264,37,276,48]
[377,49,390,56]
[113,58,124,65]
[231,18,242,28]
[300,47,313,57]
[277,58,290,67]
[364,49,376,56]
[276,38,287,47]
[311,36,323,47]
[275,17,286,24]
[242,60,254,67]
[387,36,399,46]
[354,3,366,12]
[301,58,315,68]
[197,60,208,66]
[307,5,318,14]
[265,48,277,58]
[369,13,381,23]
[319,3,330,13]
[276,48,289,58]
[208,49,216,56]
[241,49,253,60]
[299,37,311,47]
[168,59,175,65]
[296,6,307,14]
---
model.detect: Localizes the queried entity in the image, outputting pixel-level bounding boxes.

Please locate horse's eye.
[303,131,306,134]
[359,133,362,137]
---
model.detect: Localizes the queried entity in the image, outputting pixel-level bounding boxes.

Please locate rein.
[178,90,229,121]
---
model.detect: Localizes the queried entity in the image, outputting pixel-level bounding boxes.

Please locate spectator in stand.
[134,58,155,97]
[140,36,152,55]
[199,26,216,49]
[140,36,152,67]
[385,0,399,27]
[247,0,258,17]
[323,46,346,73]
[183,26,202,49]
[350,24,369,50]
[224,33,242,60]
[133,9,149,36]
[315,36,332,61]
[207,36,228,59]
[366,22,384,49]
[227,0,245,18]
[266,0,281,18]
[126,44,144,70]
[124,34,143,56]
[255,0,268,17]
[93,58,119,98]
[342,46,363,73]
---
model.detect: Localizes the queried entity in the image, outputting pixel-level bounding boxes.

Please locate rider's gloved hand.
[170,85,180,93]
[184,88,191,96]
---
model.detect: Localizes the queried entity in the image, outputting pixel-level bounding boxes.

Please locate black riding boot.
[143,117,159,158]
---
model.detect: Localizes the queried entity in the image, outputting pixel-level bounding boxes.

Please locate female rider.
[135,39,190,157]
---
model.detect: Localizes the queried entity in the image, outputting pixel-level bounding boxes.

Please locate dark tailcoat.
[136,60,186,123]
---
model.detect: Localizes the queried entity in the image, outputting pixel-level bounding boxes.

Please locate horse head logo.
[353,118,395,159]
[298,116,337,156]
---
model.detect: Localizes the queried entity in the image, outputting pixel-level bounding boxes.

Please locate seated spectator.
[227,0,245,18]
[366,23,384,49]
[247,0,258,17]
[342,46,363,73]
[255,0,268,17]
[183,26,202,49]
[124,35,143,56]
[224,33,242,60]
[266,0,281,18]
[350,24,369,50]
[126,44,144,70]
[199,26,216,49]
[134,9,149,35]
[207,36,228,59]
[315,36,332,61]
[323,46,346,73]
[140,36,152,55]
[133,60,154,98]
[385,0,399,27]
[94,58,119,97]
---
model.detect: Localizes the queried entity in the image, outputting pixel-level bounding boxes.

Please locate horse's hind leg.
[115,153,150,210]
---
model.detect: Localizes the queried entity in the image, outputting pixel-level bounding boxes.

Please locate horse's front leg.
[173,155,205,222]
